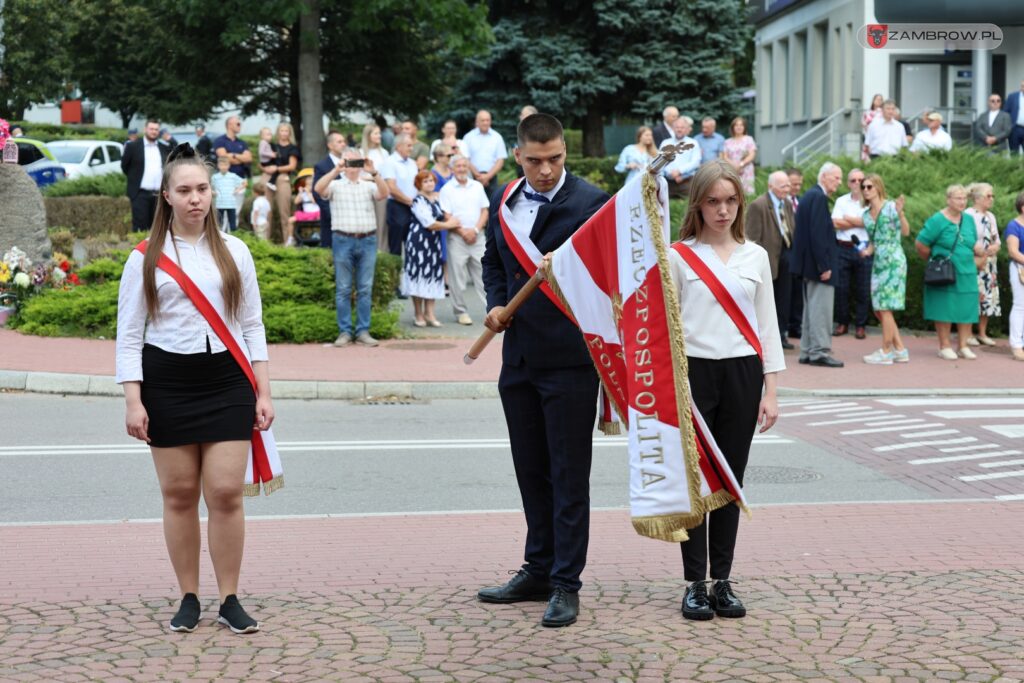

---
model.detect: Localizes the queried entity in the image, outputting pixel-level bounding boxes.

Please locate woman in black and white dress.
[402,169,462,327]
[668,160,784,621]
[116,145,273,634]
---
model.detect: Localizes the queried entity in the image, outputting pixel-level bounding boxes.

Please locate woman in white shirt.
[361,123,391,251]
[668,160,784,621]
[116,145,273,635]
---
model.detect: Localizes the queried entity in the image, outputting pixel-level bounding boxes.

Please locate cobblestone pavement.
[2,504,1023,682]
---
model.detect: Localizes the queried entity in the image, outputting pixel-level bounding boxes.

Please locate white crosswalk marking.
[875,436,977,452]
[982,425,1024,439]
[840,423,944,436]
[781,403,868,416]
[940,443,1001,453]
[927,410,1024,420]
[995,493,1024,501]
[978,458,1024,468]
[910,450,1020,465]
[861,417,918,426]
[879,398,1024,406]
[807,412,896,426]
[898,429,960,439]
[960,469,1024,482]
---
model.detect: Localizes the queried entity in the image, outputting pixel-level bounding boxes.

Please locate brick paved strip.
[2,503,1023,682]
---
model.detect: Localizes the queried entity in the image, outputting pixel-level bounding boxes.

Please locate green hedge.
[10,234,403,343]
[44,173,126,198]
[11,121,128,143]
[45,196,132,238]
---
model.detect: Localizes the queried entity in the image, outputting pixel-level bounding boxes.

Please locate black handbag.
[924,219,961,286]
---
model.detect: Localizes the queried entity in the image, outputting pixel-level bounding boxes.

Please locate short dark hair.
[326,130,344,142]
[146,118,160,127]
[785,167,803,177]
[517,113,563,146]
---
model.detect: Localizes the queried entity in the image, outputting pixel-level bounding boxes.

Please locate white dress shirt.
[141,140,163,191]
[989,110,1000,127]
[909,127,953,153]
[507,173,566,242]
[115,231,268,383]
[659,136,701,179]
[462,128,508,172]
[439,176,490,232]
[668,239,785,373]
[864,117,908,156]
[381,152,419,200]
[831,193,869,243]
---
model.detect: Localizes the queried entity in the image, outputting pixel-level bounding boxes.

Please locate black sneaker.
[681,581,714,620]
[709,579,747,618]
[169,593,201,632]
[218,595,260,634]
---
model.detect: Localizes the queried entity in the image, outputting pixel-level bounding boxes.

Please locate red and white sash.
[134,241,283,496]
[671,241,762,361]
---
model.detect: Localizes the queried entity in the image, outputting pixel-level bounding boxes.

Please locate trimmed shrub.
[12,121,127,143]
[47,228,75,256]
[44,173,126,198]
[45,196,131,238]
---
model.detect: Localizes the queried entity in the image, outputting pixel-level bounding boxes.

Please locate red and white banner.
[547,174,746,542]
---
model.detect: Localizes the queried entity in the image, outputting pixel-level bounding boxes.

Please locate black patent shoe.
[541,587,579,627]
[709,580,746,618]
[477,569,552,604]
[169,593,201,632]
[218,595,260,634]
[681,581,714,620]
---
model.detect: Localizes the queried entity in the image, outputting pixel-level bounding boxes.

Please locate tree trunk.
[297,0,324,166]
[287,23,302,146]
[582,107,605,158]
[121,110,134,129]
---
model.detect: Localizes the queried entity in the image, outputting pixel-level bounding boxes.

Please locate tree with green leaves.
[446,0,752,157]
[0,0,72,120]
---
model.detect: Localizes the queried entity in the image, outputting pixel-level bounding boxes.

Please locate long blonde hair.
[143,155,243,322]
[679,161,747,243]
[361,123,380,151]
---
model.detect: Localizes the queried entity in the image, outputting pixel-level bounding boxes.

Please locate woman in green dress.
[915,184,986,360]
[860,174,910,365]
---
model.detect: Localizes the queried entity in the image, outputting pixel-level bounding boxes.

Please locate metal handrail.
[779,107,852,159]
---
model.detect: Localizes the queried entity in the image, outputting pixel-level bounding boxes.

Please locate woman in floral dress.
[964,183,1001,346]
[860,174,911,365]
[721,117,757,195]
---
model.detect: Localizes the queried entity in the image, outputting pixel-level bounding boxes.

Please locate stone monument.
[0,164,51,264]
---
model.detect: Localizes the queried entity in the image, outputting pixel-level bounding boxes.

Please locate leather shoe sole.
[781,341,795,350]
[808,357,844,367]
[477,586,551,604]
[682,605,714,621]
[798,357,809,364]
[541,612,577,627]
[855,327,867,339]
[708,593,746,618]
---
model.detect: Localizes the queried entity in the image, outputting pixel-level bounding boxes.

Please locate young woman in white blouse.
[668,160,784,621]
[116,146,273,634]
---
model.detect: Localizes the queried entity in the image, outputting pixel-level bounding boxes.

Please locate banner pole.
[463,271,544,364]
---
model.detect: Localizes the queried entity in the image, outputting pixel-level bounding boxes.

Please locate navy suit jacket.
[120,138,170,200]
[482,173,610,369]
[312,155,335,248]
[1003,91,1024,128]
[791,184,837,283]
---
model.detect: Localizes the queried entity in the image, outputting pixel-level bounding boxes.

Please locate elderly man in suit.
[652,105,679,148]
[479,113,609,629]
[745,170,796,349]
[792,162,844,367]
[312,131,348,249]
[1003,80,1024,154]
[976,93,1012,153]
[120,119,170,232]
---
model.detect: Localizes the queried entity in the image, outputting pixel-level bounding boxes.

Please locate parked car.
[14,138,66,188]
[47,140,124,179]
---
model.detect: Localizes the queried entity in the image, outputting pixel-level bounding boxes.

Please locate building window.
[760,44,773,125]
[793,31,808,121]
[831,26,842,111]
[811,22,827,118]
[775,38,789,123]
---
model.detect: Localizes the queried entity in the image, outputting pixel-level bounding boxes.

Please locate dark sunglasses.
[167,142,197,162]
[861,183,874,190]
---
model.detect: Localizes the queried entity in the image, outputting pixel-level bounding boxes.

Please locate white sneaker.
[965,337,980,346]
[863,349,894,365]
[937,348,958,361]
[892,348,909,363]
[958,347,977,360]
[456,313,473,325]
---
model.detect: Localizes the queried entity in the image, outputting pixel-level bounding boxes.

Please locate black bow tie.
[522,189,550,204]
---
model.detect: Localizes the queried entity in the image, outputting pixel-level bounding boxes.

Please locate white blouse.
[668,239,785,374]
[115,231,269,384]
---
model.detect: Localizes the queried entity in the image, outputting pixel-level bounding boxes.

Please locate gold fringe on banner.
[600,421,622,435]
[243,482,262,498]
[243,476,284,498]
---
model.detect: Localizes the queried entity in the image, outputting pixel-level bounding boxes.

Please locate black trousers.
[834,246,872,327]
[386,199,411,256]
[1010,125,1024,155]
[680,355,763,581]
[788,271,804,337]
[130,191,158,233]
[498,362,599,592]
[773,255,792,342]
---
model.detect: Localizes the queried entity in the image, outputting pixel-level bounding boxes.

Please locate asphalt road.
[0,393,933,524]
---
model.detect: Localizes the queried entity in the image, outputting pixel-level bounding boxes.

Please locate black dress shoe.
[855,326,867,339]
[541,587,579,627]
[808,356,844,367]
[681,581,714,620]
[798,357,809,364]
[709,580,746,618]
[788,330,801,339]
[781,340,795,350]
[833,323,848,336]
[478,569,552,604]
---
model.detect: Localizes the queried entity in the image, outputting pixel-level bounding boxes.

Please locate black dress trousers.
[680,354,763,582]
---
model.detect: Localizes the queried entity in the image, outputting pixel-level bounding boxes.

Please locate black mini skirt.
[141,343,256,448]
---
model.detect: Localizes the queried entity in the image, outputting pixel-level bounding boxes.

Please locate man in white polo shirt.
[463,110,508,197]
[439,155,490,325]
[830,168,871,339]
[910,112,953,153]
[380,134,420,256]
[863,100,908,158]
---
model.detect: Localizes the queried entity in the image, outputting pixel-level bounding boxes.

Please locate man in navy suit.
[121,119,170,232]
[478,113,609,628]
[312,131,348,249]
[1003,80,1024,155]
[791,162,844,367]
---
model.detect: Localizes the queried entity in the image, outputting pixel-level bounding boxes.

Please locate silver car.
[47,140,125,179]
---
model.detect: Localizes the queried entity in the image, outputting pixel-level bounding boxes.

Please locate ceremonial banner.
[547,173,746,542]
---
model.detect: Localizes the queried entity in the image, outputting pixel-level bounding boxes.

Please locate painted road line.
[940,443,1002,453]
[995,494,1024,501]
[978,457,1024,468]
[860,417,918,427]
[982,425,1024,439]
[807,412,896,426]
[874,436,977,452]
[960,469,1024,482]
[880,398,1024,406]
[926,410,1024,420]
[782,404,870,417]
[909,449,1018,465]
[898,429,960,439]
[840,423,944,436]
